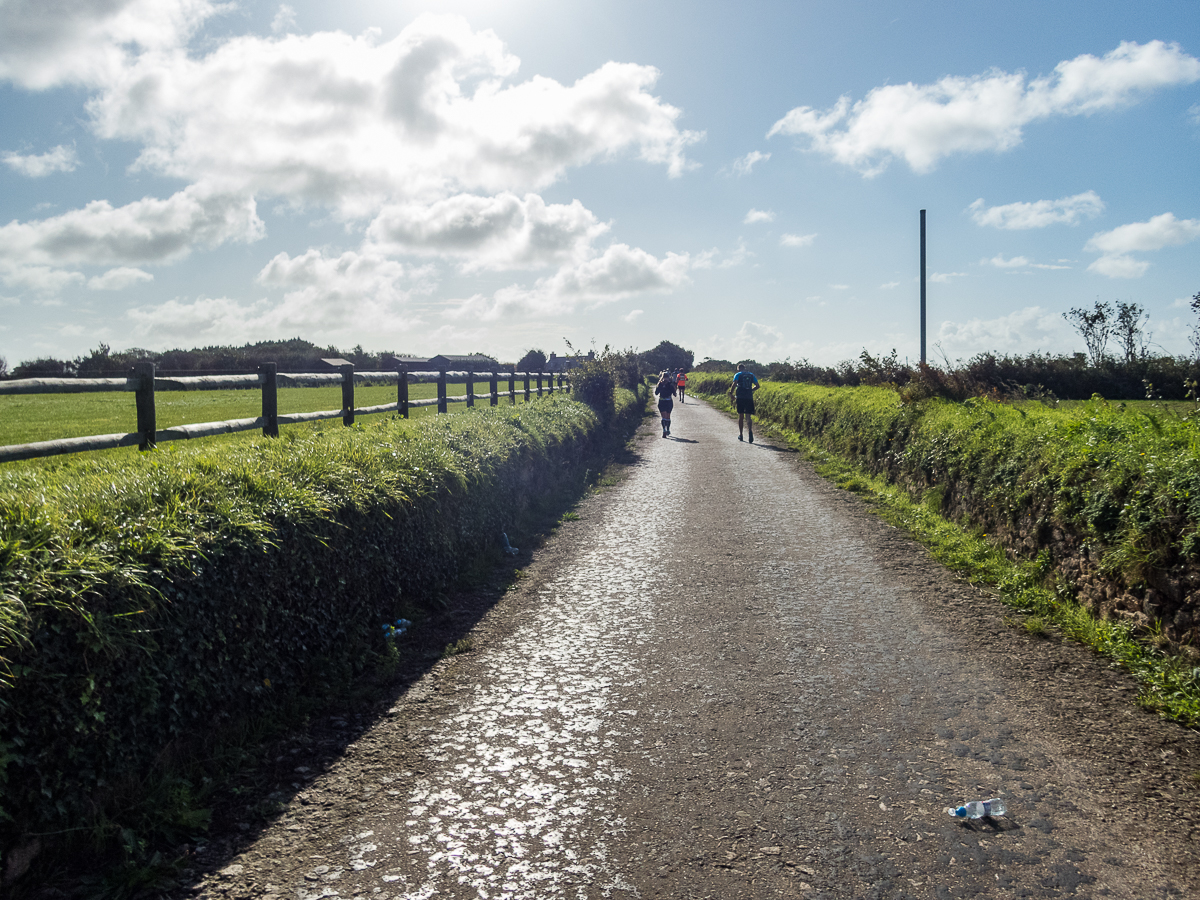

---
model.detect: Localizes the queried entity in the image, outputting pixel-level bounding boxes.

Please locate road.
[192,397,1200,900]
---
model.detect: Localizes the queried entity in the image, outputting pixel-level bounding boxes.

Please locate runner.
[654,372,677,438]
[676,370,687,403]
[729,363,760,443]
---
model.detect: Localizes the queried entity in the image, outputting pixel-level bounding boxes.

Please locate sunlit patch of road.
[389,456,673,899]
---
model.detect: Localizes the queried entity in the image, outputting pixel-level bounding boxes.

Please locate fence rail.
[0,363,570,464]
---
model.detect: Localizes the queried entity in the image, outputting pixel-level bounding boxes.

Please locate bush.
[689,379,1200,644]
[571,361,616,421]
[0,390,644,866]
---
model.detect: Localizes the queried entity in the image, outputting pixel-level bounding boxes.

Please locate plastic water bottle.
[946,798,1006,819]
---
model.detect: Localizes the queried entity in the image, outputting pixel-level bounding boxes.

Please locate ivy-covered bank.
[0,388,643,870]
[691,374,1200,647]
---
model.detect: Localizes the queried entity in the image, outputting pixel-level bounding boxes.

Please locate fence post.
[438,369,447,414]
[523,371,530,403]
[489,370,498,406]
[548,370,554,394]
[133,361,156,450]
[466,368,475,408]
[509,367,516,405]
[260,362,278,437]
[341,363,355,426]
[399,364,409,418]
[537,371,543,397]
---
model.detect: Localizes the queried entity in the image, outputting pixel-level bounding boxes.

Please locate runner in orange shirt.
[676,369,687,403]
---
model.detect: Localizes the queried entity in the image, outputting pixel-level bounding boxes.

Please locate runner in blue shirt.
[729,363,760,443]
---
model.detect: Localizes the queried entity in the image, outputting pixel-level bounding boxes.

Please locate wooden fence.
[0,363,570,464]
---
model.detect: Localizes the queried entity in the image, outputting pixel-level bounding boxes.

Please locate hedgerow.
[0,387,644,864]
[690,373,1200,637]
[692,373,1200,723]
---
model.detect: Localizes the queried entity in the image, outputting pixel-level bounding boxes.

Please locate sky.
[1,0,1198,368]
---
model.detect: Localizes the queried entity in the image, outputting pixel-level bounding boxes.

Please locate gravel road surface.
[188,398,1200,900]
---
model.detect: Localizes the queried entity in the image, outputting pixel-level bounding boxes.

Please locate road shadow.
[667,436,699,444]
[753,442,798,454]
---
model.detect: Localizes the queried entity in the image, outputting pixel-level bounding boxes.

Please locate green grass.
[0,382,548,447]
[442,637,475,657]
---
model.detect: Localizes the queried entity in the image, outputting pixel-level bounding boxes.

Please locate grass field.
[0,381,549,447]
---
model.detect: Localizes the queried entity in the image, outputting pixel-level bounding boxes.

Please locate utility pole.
[920,209,927,366]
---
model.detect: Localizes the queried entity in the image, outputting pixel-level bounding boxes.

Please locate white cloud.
[879,281,900,289]
[829,283,849,290]
[127,296,277,346]
[969,191,1104,229]
[985,254,1030,268]
[1,12,702,321]
[1085,212,1200,278]
[0,265,84,294]
[719,240,750,268]
[1088,254,1149,278]
[86,15,702,216]
[0,184,264,268]
[732,321,785,357]
[936,306,1069,357]
[127,278,422,346]
[732,150,770,176]
[982,253,1071,271]
[0,0,220,89]
[769,41,1200,175]
[743,208,774,224]
[257,248,411,311]
[88,266,153,290]
[781,233,817,247]
[622,309,643,323]
[2,144,78,177]
[930,271,967,283]
[271,4,297,35]
[366,193,606,271]
[445,243,692,320]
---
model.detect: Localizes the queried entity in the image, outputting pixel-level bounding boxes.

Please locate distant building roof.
[427,354,500,370]
[387,356,431,370]
[546,350,595,372]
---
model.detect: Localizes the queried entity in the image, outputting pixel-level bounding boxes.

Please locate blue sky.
[1,0,1197,367]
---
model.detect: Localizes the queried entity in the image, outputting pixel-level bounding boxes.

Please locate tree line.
[0,338,697,382]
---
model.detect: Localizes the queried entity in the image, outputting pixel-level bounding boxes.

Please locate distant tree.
[12,357,75,378]
[1064,301,1112,367]
[857,348,906,385]
[1112,301,1149,363]
[693,357,735,373]
[346,344,374,368]
[74,343,115,377]
[638,340,694,375]
[516,349,547,372]
[0,356,7,379]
